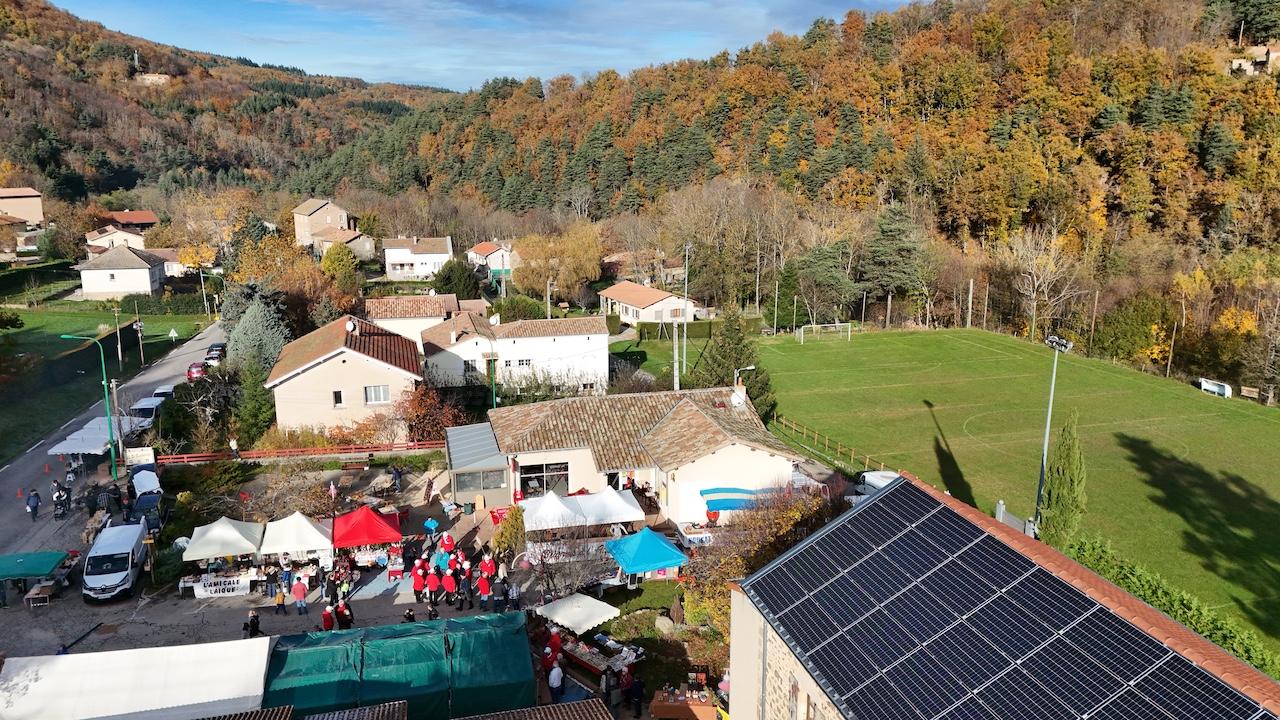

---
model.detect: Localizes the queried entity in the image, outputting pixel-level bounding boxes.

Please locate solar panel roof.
[740,479,1278,720]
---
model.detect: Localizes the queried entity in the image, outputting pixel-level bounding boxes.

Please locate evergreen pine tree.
[689,305,776,420]
[227,298,292,369]
[1198,122,1239,178]
[1089,103,1125,136]
[233,361,276,447]
[860,203,924,298]
[479,163,505,203]
[1039,412,1087,549]
[432,257,481,299]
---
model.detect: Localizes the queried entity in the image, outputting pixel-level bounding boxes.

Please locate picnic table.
[648,689,718,720]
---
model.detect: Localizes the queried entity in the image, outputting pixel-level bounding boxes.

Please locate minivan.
[82,523,147,602]
[152,384,175,400]
[846,470,902,505]
[127,396,166,431]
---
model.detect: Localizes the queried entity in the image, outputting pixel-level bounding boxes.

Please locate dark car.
[186,362,208,381]
[207,342,227,358]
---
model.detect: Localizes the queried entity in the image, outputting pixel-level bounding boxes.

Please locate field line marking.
[0,463,9,473]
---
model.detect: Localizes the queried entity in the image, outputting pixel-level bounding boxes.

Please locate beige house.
[598,280,700,325]
[265,315,423,433]
[84,225,146,254]
[0,187,43,225]
[313,227,375,261]
[0,214,24,259]
[76,246,165,300]
[292,198,355,250]
[363,293,461,352]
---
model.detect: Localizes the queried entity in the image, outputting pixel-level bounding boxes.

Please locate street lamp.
[1034,334,1073,527]
[61,334,120,486]
[733,365,756,388]
[545,277,556,320]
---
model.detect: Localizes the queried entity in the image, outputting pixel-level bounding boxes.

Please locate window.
[332,390,344,407]
[108,273,116,281]
[580,383,595,392]
[504,360,512,368]
[671,308,683,318]
[463,360,479,374]
[455,469,507,495]
[520,463,569,497]
[364,385,391,404]
[518,359,531,367]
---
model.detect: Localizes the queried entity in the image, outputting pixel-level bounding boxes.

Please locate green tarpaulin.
[0,551,68,580]
[263,613,535,720]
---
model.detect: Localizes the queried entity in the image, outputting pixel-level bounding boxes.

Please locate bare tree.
[999,227,1084,342]
[564,184,594,219]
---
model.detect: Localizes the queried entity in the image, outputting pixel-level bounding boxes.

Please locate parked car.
[186,362,207,381]
[152,384,175,400]
[204,353,222,367]
[82,522,147,602]
[127,396,165,431]
[207,342,227,358]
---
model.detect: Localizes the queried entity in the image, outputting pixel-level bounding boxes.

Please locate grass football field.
[761,328,1280,651]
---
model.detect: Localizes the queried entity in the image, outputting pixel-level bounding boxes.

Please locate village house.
[265,315,423,434]
[383,236,453,280]
[421,313,609,392]
[102,209,159,235]
[363,293,462,352]
[75,245,166,300]
[466,240,517,282]
[0,214,25,260]
[443,385,799,519]
[84,225,146,254]
[729,475,1280,720]
[292,198,356,250]
[0,187,43,226]
[598,280,700,325]
[313,226,376,261]
[146,248,188,277]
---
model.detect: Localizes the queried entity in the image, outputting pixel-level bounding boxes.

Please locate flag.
[329,481,337,500]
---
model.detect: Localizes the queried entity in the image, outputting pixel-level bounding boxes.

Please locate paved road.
[0,322,226,555]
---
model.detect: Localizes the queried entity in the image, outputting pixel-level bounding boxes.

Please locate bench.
[1241,386,1260,400]
[340,462,367,472]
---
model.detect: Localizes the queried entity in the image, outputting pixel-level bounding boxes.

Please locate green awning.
[0,551,68,580]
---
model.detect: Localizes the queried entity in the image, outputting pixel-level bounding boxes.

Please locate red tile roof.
[267,315,422,386]
[105,210,159,226]
[470,241,500,256]
[903,472,1280,714]
[492,315,608,340]
[421,311,494,356]
[455,699,611,720]
[363,294,460,320]
[598,280,676,309]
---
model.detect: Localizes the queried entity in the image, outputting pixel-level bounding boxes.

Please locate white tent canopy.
[260,512,333,556]
[536,593,621,634]
[182,517,265,560]
[47,434,109,456]
[131,470,160,496]
[0,636,272,720]
[519,488,645,532]
[46,416,142,457]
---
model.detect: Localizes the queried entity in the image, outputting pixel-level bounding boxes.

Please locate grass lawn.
[0,308,209,462]
[762,328,1280,652]
[610,337,709,377]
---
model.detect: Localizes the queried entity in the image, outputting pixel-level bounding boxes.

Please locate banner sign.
[125,446,156,467]
[489,506,511,526]
[192,576,251,598]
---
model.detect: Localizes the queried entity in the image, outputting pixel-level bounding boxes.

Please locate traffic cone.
[16,488,22,499]
[43,463,50,474]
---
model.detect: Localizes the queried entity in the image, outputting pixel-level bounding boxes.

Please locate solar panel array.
[740,480,1276,720]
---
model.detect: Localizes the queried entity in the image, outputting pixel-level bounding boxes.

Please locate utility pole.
[1165,321,1178,378]
[886,293,893,329]
[1035,335,1073,526]
[966,279,974,328]
[682,240,691,374]
[545,277,554,320]
[112,305,124,370]
[791,296,797,332]
[982,283,991,329]
[671,320,680,391]
[861,291,867,328]
[110,379,125,460]
[772,278,779,335]
[134,301,145,366]
[1088,289,1099,347]
[198,269,211,320]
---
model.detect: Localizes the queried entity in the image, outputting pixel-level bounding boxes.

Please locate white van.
[847,470,902,505]
[127,396,166,431]
[82,523,147,602]
[152,385,175,400]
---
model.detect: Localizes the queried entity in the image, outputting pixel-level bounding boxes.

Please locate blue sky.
[54,0,899,91]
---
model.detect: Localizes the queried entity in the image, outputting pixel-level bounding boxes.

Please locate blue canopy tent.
[605,528,688,576]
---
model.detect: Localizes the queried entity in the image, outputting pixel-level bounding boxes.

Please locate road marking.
[0,464,9,473]
[26,442,42,453]
[60,417,77,430]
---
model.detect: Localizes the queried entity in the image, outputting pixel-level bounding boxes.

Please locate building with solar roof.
[729,474,1280,720]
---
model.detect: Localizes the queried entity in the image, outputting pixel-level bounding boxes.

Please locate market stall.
[520,489,646,565]
[536,593,619,634]
[332,505,403,577]
[180,517,266,598]
[0,636,272,720]
[0,551,77,607]
[533,594,642,678]
[260,512,332,556]
[605,527,688,582]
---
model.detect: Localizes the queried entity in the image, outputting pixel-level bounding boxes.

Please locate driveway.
[0,322,226,555]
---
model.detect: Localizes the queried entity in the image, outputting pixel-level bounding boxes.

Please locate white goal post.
[797,323,853,343]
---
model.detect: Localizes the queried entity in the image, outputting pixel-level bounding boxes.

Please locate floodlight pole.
[1035,335,1073,527]
[61,334,119,486]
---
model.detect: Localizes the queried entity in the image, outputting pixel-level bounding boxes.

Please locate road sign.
[168,328,178,343]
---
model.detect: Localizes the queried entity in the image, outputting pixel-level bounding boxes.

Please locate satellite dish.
[345,320,356,333]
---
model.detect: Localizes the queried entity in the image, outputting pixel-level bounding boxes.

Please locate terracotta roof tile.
[313,227,364,245]
[199,707,295,720]
[0,213,25,225]
[148,248,179,262]
[267,315,422,386]
[292,198,336,216]
[303,701,407,720]
[597,280,675,309]
[470,241,500,256]
[421,311,494,356]
[492,316,608,340]
[0,187,39,198]
[364,294,460,320]
[487,387,797,472]
[105,209,159,225]
[383,236,452,255]
[455,699,612,720]
[459,298,490,314]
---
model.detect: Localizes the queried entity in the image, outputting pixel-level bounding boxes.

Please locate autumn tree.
[513,223,602,302]
[396,384,468,442]
[999,227,1084,342]
[320,242,360,295]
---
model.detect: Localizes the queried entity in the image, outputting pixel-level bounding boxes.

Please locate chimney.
[450,330,458,345]
[730,377,747,408]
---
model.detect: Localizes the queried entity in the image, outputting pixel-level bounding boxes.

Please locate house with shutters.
[363,293,462,352]
[292,198,356,250]
[76,246,166,299]
[466,240,517,282]
[313,226,376,261]
[84,225,147,254]
[598,280,700,325]
[383,236,454,280]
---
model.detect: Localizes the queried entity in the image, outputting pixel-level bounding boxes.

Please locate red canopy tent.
[332,506,402,548]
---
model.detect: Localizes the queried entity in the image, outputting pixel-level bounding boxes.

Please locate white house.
[444,386,799,520]
[291,198,355,249]
[146,248,188,278]
[421,313,609,393]
[363,293,461,352]
[466,240,516,282]
[383,236,453,280]
[598,280,700,324]
[76,246,166,300]
[84,225,146,254]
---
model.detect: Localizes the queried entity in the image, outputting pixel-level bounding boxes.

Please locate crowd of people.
[408,531,519,614]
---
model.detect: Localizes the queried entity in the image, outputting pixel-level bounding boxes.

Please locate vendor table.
[562,640,640,675]
[24,582,55,608]
[648,690,718,720]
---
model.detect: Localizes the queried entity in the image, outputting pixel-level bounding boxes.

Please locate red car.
[186,362,208,381]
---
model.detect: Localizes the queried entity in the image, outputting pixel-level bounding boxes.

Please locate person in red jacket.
[548,627,562,657]
[541,646,555,674]
[320,605,335,631]
[476,573,492,612]
[411,560,426,603]
[440,532,455,553]
[441,570,458,607]
[479,552,497,578]
[425,568,441,607]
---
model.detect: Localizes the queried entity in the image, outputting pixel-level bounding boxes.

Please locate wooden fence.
[156,440,444,466]
[773,414,898,475]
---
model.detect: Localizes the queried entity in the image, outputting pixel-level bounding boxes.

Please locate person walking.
[494,578,509,613]
[246,610,262,638]
[548,661,564,704]
[477,574,492,612]
[479,552,497,578]
[630,675,646,719]
[391,465,403,494]
[321,605,335,631]
[425,568,441,607]
[459,562,475,610]
[273,586,287,615]
[291,577,309,614]
[602,668,622,718]
[228,435,240,460]
[440,532,455,553]
[507,579,521,611]
[325,573,339,606]
[441,570,458,609]
[411,559,426,603]
[335,601,353,630]
[25,489,40,522]
[264,565,279,600]
[548,627,562,657]
[618,668,633,720]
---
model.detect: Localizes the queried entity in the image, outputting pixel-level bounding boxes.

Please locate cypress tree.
[689,305,776,420]
[233,361,276,447]
[432,257,481,299]
[1039,412,1088,549]
[228,297,292,369]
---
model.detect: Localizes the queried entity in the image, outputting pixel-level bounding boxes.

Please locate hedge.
[1068,537,1280,678]
[110,292,207,315]
[636,316,763,340]
[0,260,75,296]
[606,314,621,335]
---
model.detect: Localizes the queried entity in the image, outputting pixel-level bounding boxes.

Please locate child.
[274,586,287,615]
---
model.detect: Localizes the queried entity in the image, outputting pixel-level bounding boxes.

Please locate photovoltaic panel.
[744,564,801,612]
[1021,637,1125,714]
[788,545,848,593]
[777,596,843,653]
[1088,689,1175,720]
[1134,655,1262,720]
[807,632,878,698]
[847,500,911,547]
[1062,608,1171,682]
[813,573,878,627]
[885,648,969,719]
[922,622,1011,688]
[938,697,1000,720]
[820,519,877,559]
[850,607,917,667]
[918,559,994,615]
[846,552,913,604]
[1004,567,1097,631]
[847,675,923,720]
[966,594,1054,660]
[882,583,957,643]
[913,505,985,554]
[873,479,940,524]
[881,529,948,578]
[956,535,1035,589]
[975,668,1076,720]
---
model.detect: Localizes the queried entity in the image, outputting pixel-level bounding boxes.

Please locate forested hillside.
[0,0,447,199]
